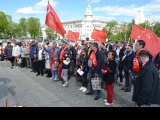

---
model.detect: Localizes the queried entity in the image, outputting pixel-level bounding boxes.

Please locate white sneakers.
[82,88,87,92]
[105,102,113,106]
[53,78,58,81]
[50,78,59,80]
[62,82,68,87]
[104,99,113,106]
[79,87,84,91]
[104,99,107,102]
[79,87,87,92]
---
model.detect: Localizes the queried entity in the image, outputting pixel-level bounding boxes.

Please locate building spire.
[88,0,91,5]
[84,3,93,20]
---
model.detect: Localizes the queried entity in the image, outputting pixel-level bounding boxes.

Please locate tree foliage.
[139,20,151,29]
[0,12,9,38]
[153,22,160,37]
[104,21,118,39]
[19,17,28,37]
[27,17,41,39]
[45,27,57,39]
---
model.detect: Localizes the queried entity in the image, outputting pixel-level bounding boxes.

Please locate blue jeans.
[52,70,58,79]
[89,71,102,97]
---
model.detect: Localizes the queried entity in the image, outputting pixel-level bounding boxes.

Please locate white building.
[62,4,106,40]
[41,25,47,40]
[135,10,145,24]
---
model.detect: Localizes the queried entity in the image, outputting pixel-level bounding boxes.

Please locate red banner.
[66,30,80,41]
[138,28,160,58]
[91,28,107,43]
[130,24,145,40]
[45,1,66,36]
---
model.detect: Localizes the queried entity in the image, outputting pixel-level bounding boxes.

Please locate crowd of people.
[0,39,159,107]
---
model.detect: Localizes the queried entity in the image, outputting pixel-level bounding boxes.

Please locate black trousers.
[31,59,36,72]
[36,60,44,75]
[21,57,26,68]
[8,57,14,66]
[81,70,88,88]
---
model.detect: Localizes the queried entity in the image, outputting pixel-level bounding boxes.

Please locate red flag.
[66,30,80,41]
[91,28,98,41]
[130,24,145,40]
[91,28,107,43]
[45,1,66,36]
[138,28,160,58]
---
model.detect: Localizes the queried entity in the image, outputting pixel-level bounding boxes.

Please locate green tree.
[139,20,151,29]
[19,17,28,38]
[27,17,41,39]
[153,22,160,37]
[104,20,118,40]
[12,22,21,38]
[0,12,9,38]
[110,32,123,41]
[45,27,57,38]
[6,14,12,23]
[126,19,135,41]
[120,22,128,41]
[6,21,21,39]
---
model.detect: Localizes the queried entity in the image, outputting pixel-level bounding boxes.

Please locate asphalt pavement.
[0,61,159,107]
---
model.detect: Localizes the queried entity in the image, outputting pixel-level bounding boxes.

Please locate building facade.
[41,25,47,40]
[62,4,106,40]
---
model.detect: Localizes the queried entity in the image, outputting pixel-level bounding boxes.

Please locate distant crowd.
[0,39,159,107]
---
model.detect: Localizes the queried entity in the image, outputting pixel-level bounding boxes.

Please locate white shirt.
[38,48,43,60]
[12,45,20,57]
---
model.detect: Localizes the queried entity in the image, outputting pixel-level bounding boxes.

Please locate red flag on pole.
[45,1,66,36]
[66,30,80,41]
[91,28,107,43]
[130,24,145,40]
[138,28,160,58]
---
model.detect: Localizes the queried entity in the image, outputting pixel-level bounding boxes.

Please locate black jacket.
[94,49,105,74]
[70,46,77,60]
[132,61,160,106]
[79,55,88,73]
[4,45,13,58]
[103,60,117,83]
[123,51,135,72]
[106,44,113,51]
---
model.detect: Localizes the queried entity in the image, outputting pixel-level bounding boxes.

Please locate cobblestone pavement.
[0,61,159,107]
